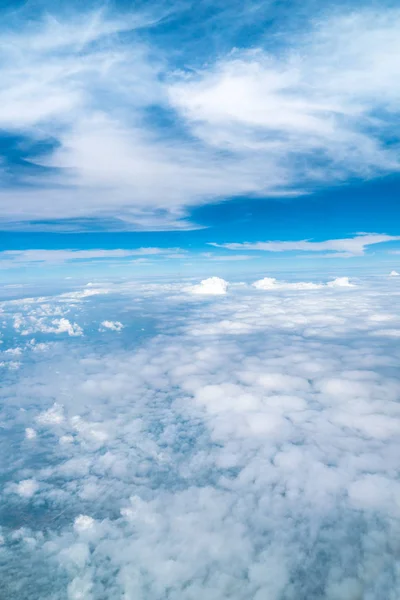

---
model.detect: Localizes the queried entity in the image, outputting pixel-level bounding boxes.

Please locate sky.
[0,0,400,278]
[1,2,400,599]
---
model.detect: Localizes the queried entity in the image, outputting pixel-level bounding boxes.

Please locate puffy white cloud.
[100,320,124,332]
[1,291,89,338]
[51,318,83,336]
[15,479,39,499]
[327,276,355,288]
[13,316,83,336]
[4,347,22,356]
[253,277,323,290]
[188,277,228,295]
[252,276,355,290]
[389,270,399,277]
[73,515,95,533]
[25,428,37,440]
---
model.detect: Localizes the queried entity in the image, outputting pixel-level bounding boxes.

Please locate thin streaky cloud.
[0,247,186,267]
[210,233,400,257]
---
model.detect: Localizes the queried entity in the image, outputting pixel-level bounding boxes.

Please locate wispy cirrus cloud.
[0,247,256,269]
[0,5,400,230]
[211,233,400,257]
[0,247,186,268]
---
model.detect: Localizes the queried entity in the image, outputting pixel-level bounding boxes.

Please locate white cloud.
[251,276,355,290]
[100,321,124,332]
[1,9,400,228]
[36,403,65,426]
[25,428,37,440]
[211,233,400,257]
[73,515,95,533]
[389,270,399,277]
[13,316,83,336]
[15,479,39,499]
[51,318,83,336]
[170,9,400,175]
[0,360,20,370]
[60,288,110,300]
[253,277,324,290]
[4,347,22,356]
[188,277,229,295]
[327,276,355,288]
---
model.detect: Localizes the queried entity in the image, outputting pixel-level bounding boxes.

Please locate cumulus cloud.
[13,316,83,336]
[4,347,22,356]
[25,428,37,440]
[253,277,324,290]
[14,479,39,499]
[188,277,229,295]
[389,270,399,277]
[50,318,83,336]
[252,276,355,290]
[100,320,124,332]
[327,276,355,288]
[1,277,400,598]
[73,515,95,533]
[212,233,400,257]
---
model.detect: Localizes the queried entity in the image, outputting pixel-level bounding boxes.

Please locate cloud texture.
[189,277,229,295]
[0,276,400,598]
[1,5,400,229]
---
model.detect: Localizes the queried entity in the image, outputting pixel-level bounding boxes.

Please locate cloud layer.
[1,275,400,597]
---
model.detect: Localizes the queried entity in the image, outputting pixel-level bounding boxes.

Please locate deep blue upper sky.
[0,0,400,274]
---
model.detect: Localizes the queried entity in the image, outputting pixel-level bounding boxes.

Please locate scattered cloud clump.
[25,428,37,440]
[389,270,399,277]
[327,276,355,288]
[253,277,323,290]
[14,479,39,499]
[189,277,228,295]
[50,318,83,336]
[74,515,95,533]
[13,316,83,336]
[252,276,355,290]
[100,320,124,332]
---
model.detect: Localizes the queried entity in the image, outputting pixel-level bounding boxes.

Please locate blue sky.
[1,0,400,277]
